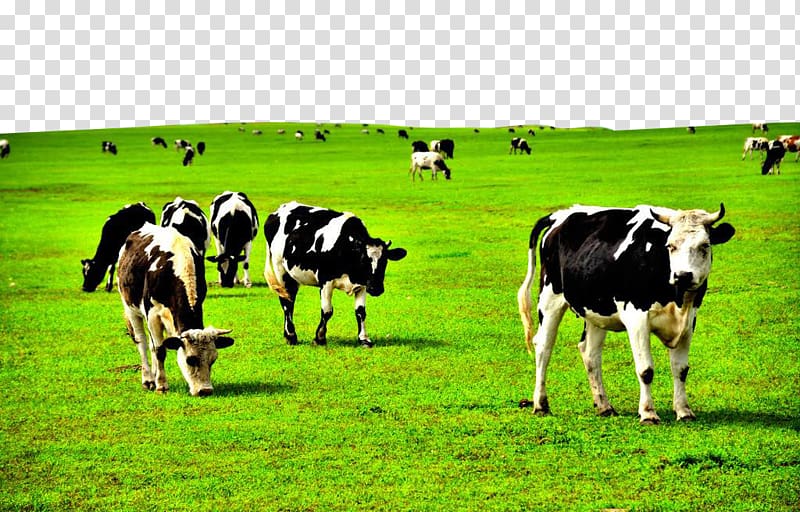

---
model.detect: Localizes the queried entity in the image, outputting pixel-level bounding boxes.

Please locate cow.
[182,145,195,167]
[81,202,156,292]
[510,137,532,155]
[376,128,385,135]
[0,139,9,159]
[429,140,440,154]
[196,141,206,155]
[160,197,210,255]
[118,224,235,396]
[778,135,800,162]
[277,129,286,135]
[409,151,451,181]
[517,204,735,424]
[252,130,263,135]
[437,139,455,159]
[411,140,429,153]
[398,129,409,139]
[295,130,304,141]
[528,129,536,136]
[263,201,407,347]
[207,191,259,288]
[762,140,786,175]
[315,130,326,142]
[741,137,769,160]
[174,139,191,151]
[151,137,167,148]
[752,123,768,135]
[687,126,696,134]
[102,141,117,155]
[361,129,370,135]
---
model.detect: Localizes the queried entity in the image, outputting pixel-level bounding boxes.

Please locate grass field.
[0,121,799,511]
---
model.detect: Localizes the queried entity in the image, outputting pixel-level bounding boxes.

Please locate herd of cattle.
[741,133,799,175]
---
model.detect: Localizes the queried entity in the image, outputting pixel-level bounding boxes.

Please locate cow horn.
[650,208,672,225]
[704,203,725,225]
[205,326,232,336]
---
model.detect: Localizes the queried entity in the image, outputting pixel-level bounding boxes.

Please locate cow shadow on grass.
[316,335,446,350]
[216,381,294,397]
[697,408,800,431]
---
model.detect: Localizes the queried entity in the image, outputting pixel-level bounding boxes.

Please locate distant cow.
[315,130,326,142]
[182,146,195,167]
[410,151,451,181]
[752,123,768,135]
[207,191,259,288]
[295,130,304,141]
[196,141,206,155]
[527,129,536,136]
[252,130,263,135]
[264,201,407,347]
[376,128,385,135]
[741,137,769,160]
[398,129,409,139]
[160,197,210,255]
[361,129,370,135]
[277,129,286,135]
[174,139,191,151]
[151,137,167,148]
[118,224,234,396]
[762,140,786,175]
[102,141,117,155]
[0,139,9,159]
[411,140,429,153]
[81,202,156,292]
[510,137,532,155]
[687,126,696,134]
[778,135,800,162]
[518,204,735,424]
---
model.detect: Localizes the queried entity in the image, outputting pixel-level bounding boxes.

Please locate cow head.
[360,239,407,296]
[207,254,246,287]
[80,258,106,292]
[651,204,735,292]
[163,327,234,397]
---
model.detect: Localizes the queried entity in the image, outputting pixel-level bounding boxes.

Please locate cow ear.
[206,256,217,263]
[81,259,90,265]
[214,337,234,349]
[386,248,407,261]
[710,223,735,245]
[163,337,183,350]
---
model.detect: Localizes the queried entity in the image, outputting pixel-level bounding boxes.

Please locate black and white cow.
[398,129,409,139]
[295,130,304,141]
[174,139,191,151]
[151,137,167,148]
[102,141,117,155]
[263,201,407,347]
[741,137,769,160]
[762,140,786,175]
[207,191,259,288]
[517,204,735,424]
[411,140,429,153]
[182,145,195,167]
[81,202,156,292]
[528,129,536,136]
[118,224,234,396]
[196,141,206,155]
[315,130,326,142]
[510,137,532,155]
[0,139,9,159]
[752,123,768,135]
[437,139,455,159]
[160,197,210,255]
[409,151,451,181]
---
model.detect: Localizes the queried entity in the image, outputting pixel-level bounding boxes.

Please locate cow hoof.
[360,339,373,348]
[285,334,298,345]
[677,412,697,422]
[142,381,155,391]
[313,337,327,346]
[155,386,168,394]
[639,416,660,426]
[598,406,618,417]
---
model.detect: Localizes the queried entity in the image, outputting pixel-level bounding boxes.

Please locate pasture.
[0,122,798,511]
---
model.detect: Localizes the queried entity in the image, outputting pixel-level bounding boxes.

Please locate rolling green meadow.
[0,121,798,511]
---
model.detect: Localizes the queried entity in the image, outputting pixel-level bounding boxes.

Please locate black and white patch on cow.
[437,139,455,159]
[411,140,429,153]
[0,139,9,159]
[82,202,156,292]
[207,191,259,288]
[102,141,117,155]
[409,151,451,181]
[152,137,168,148]
[174,139,191,151]
[517,204,735,424]
[263,201,407,347]
[118,224,234,396]
[160,197,211,255]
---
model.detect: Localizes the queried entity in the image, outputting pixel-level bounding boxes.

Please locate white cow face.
[653,205,735,292]
[164,327,234,396]
[363,241,407,297]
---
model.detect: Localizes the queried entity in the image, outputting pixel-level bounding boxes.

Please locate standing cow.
[81,202,156,292]
[0,139,11,159]
[118,224,234,396]
[160,197,211,255]
[263,201,407,347]
[517,204,734,424]
[102,141,117,155]
[762,140,786,175]
[409,151,451,181]
[510,137,532,155]
[207,191,259,288]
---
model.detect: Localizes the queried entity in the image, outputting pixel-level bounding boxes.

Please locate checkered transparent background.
[1,1,798,133]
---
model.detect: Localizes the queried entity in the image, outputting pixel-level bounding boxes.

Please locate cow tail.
[517,215,553,354]
[263,238,291,300]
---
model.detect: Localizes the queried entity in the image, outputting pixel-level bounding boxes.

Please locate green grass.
[0,122,799,511]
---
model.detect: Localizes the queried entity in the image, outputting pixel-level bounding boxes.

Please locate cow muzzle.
[671,271,696,291]
[192,386,214,397]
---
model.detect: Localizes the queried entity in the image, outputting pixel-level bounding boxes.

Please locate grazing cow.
[508,128,516,133]
[752,123,768,135]
[182,145,195,167]
[411,140,429,153]
[277,129,286,135]
[118,224,234,396]
[510,137,532,155]
[102,141,117,155]
[295,130,304,141]
[0,139,9,159]
[151,137,168,148]
[437,139,455,159]
[687,126,696,134]
[517,204,735,424]
[398,129,409,139]
[778,135,800,162]
[81,202,156,292]
[174,139,191,151]
[474,129,480,133]
[238,126,246,133]
[361,129,370,135]
[207,191,259,288]
[263,201,407,347]
[196,141,206,155]
[741,137,769,160]
[252,129,263,135]
[315,130,326,142]
[762,140,786,175]
[528,129,536,136]
[409,151,451,181]
[377,128,385,135]
[160,197,210,255]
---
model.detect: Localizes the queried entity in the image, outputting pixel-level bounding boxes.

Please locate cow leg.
[105,263,116,292]
[147,313,169,393]
[314,282,335,345]
[670,316,696,421]
[578,322,616,416]
[354,288,371,347]
[530,285,568,415]
[242,241,253,288]
[621,310,659,425]
[280,278,300,345]
[125,308,154,390]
